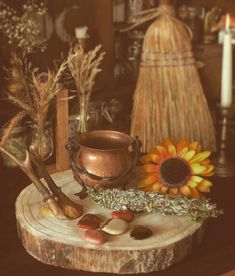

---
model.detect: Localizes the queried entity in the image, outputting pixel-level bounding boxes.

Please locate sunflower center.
[159,157,190,188]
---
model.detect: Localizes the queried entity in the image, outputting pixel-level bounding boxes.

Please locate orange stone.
[111,210,134,222]
[83,229,106,245]
[77,214,102,230]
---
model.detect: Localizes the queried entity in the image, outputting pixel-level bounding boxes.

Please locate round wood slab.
[16,170,206,274]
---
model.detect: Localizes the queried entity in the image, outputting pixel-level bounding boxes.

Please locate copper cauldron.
[68,130,140,188]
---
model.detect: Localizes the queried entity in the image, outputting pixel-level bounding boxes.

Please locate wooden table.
[1,166,235,276]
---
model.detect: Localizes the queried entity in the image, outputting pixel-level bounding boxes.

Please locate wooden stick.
[55,89,70,171]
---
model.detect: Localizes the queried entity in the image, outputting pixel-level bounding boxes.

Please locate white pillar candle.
[75,26,89,39]
[221,14,233,107]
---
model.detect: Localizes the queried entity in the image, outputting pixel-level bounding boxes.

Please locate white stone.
[102,218,129,235]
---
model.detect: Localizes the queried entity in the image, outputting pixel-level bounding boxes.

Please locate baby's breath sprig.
[0,0,47,56]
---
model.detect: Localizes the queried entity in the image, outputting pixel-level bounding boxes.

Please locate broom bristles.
[130,14,216,152]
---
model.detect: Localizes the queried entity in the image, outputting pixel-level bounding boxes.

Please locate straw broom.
[125,0,216,152]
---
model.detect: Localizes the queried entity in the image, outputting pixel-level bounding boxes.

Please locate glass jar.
[187,7,203,44]
[29,122,54,161]
[113,38,127,85]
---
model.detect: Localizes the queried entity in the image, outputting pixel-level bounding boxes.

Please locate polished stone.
[111,210,134,222]
[101,218,129,235]
[77,214,102,230]
[83,229,106,245]
[130,225,153,240]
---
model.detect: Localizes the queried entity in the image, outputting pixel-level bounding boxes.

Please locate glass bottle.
[113,38,126,84]
[128,39,142,80]
[29,122,54,161]
[187,7,203,44]
[113,0,126,23]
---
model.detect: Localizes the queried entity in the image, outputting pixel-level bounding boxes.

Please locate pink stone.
[111,210,134,222]
[83,229,106,245]
[77,214,102,230]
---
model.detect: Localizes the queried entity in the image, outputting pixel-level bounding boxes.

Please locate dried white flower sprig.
[0,0,47,56]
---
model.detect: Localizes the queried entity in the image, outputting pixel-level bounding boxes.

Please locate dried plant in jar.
[67,45,105,133]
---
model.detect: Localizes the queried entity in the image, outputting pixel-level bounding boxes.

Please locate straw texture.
[130,7,216,152]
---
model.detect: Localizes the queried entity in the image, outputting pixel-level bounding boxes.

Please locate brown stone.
[130,225,153,240]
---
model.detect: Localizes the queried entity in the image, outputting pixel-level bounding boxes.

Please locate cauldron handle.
[67,136,141,183]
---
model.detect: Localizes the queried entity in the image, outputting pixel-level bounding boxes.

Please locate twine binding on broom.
[123,4,216,152]
[141,50,195,68]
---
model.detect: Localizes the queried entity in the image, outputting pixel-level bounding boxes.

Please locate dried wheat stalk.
[0,111,26,146]
[5,58,67,135]
[67,45,105,132]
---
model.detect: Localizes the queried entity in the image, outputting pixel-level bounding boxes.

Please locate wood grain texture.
[55,89,69,171]
[16,170,206,274]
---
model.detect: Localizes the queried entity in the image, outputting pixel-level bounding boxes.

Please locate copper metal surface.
[75,130,134,188]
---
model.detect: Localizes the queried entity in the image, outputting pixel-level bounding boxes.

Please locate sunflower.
[137,139,214,199]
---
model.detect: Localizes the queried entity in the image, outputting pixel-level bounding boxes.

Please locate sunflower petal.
[142,185,155,192]
[188,181,198,188]
[190,175,204,183]
[189,142,201,152]
[178,147,189,157]
[201,159,211,166]
[191,163,207,174]
[156,145,168,157]
[203,172,214,177]
[152,183,163,192]
[201,165,215,176]
[139,153,160,164]
[160,186,169,193]
[176,140,189,154]
[168,144,177,156]
[149,153,162,163]
[197,180,212,192]
[137,174,158,187]
[149,147,168,163]
[138,164,158,174]
[169,188,179,195]
[190,151,211,163]
[180,185,191,197]
[190,188,200,199]
[163,139,177,155]
[181,150,196,161]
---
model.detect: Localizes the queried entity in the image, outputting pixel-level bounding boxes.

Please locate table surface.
[1,166,235,276]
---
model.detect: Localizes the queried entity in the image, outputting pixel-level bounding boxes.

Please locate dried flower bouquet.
[67,45,105,133]
[2,59,68,160]
[0,0,47,56]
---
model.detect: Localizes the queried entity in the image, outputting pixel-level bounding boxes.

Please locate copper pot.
[69,130,140,188]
